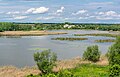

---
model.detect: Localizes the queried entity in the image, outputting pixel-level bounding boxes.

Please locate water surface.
[0,30,114,67]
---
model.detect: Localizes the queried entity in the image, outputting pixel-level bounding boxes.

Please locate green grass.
[70,64,109,77]
[27,64,109,77]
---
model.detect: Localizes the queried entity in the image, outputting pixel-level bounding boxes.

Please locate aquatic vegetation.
[51,37,88,41]
[95,39,115,43]
[5,36,22,38]
[74,33,118,37]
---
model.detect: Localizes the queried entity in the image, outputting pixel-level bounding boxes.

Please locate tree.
[83,45,101,62]
[34,49,57,74]
[108,36,120,77]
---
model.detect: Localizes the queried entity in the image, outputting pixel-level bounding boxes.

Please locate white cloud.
[26,7,49,14]
[72,10,88,15]
[96,17,113,20]
[88,2,113,6]
[95,11,120,20]
[6,11,20,14]
[36,16,55,20]
[105,11,117,16]
[13,16,28,20]
[97,12,104,15]
[48,6,65,16]
[56,6,65,13]
[79,17,89,20]
[97,11,117,16]
[25,8,35,13]
[64,18,72,20]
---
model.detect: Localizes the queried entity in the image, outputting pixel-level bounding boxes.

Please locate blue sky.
[0,0,120,23]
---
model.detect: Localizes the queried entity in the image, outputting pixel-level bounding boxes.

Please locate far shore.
[0,31,67,36]
[0,30,119,36]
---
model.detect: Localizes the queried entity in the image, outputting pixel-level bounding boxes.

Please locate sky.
[0,0,120,23]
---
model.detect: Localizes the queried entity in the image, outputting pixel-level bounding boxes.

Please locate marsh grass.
[51,37,88,41]
[5,36,22,38]
[95,39,115,43]
[0,31,67,36]
[74,33,118,37]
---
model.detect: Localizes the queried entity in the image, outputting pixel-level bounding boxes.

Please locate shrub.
[83,45,101,62]
[108,36,120,77]
[34,49,57,74]
[109,64,120,77]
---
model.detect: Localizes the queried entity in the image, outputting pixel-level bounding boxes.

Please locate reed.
[52,37,88,41]
[74,33,118,37]
[95,39,115,43]
[0,31,67,36]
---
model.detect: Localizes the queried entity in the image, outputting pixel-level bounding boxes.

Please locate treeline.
[0,22,120,32]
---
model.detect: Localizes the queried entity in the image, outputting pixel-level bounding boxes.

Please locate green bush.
[109,64,120,77]
[83,45,101,62]
[108,36,120,77]
[34,49,57,74]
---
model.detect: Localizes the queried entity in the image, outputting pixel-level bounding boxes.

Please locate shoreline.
[0,56,108,77]
[0,31,67,36]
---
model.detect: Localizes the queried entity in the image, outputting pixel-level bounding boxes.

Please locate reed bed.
[0,31,67,36]
[51,37,88,41]
[95,39,115,43]
[74,33,119,37]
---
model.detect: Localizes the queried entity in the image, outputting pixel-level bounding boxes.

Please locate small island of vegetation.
[74,33,119,37]
[51,37,88,41]
[95,39,115,43]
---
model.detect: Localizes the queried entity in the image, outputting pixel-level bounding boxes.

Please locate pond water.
[0,30,115,67]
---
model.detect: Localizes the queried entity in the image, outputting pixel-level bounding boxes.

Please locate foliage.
[108,36,120,77]
[34,50,57,74]
[0,22,120,31]
[83,45,101,62]
[26,64,109,77]
[109,64,120,77]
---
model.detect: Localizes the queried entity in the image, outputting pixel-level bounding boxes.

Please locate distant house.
[64,24,75,29]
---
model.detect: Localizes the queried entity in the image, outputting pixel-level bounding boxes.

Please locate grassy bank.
[0,31,67,36]
[51,37,88,41]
